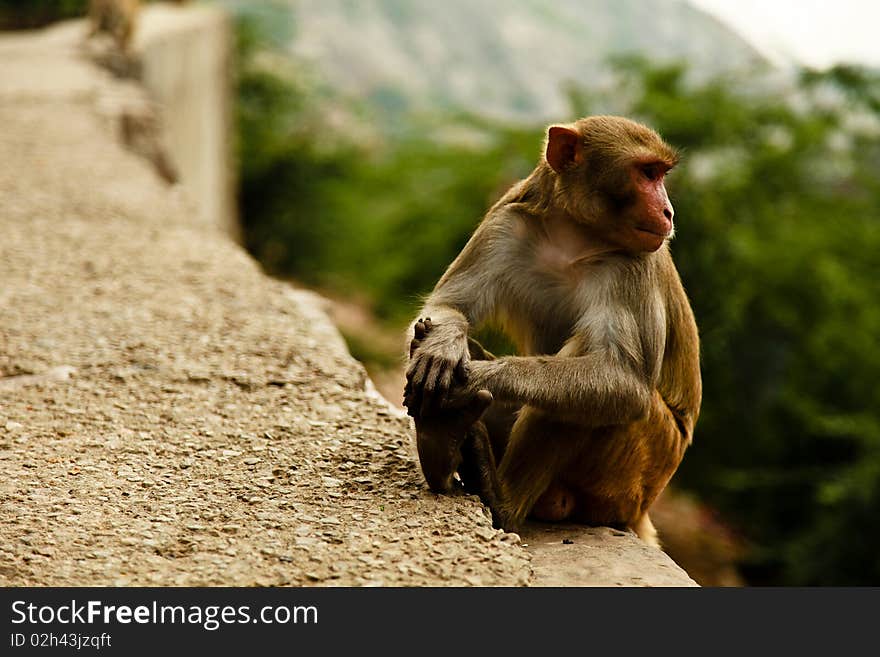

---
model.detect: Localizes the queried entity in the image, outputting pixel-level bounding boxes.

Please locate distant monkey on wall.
[88,0,140,52]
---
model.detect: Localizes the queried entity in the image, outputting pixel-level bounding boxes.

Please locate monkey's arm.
[405,221,509,416]
[464,352,652,426]
[458,272,663,425]
[404,297,488,418]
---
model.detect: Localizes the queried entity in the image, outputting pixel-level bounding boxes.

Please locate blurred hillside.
[218,0,765,123]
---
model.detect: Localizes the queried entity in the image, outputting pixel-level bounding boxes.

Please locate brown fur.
[404,116,701,546]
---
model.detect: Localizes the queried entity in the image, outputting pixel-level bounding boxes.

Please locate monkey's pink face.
[620,162,675,253]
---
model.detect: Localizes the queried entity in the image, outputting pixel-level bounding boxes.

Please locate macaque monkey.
[88,0,140,53]
[404,116,701,546]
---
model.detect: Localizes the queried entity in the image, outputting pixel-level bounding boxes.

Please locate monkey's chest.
[512,257,619,356]
[504,273,595,356]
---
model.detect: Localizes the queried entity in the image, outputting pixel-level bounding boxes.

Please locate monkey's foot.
[408,316,432,359]
[403,316,469,417]
[415,389,493,493]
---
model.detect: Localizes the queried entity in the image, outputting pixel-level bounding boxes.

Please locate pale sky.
[689,0,880,69]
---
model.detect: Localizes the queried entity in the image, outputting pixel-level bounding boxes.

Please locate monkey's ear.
[546,125,583,173]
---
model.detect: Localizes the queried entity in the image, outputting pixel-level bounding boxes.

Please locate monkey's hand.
[404,316,470,419]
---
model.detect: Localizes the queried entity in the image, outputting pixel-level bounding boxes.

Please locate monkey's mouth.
[635,227,669,238]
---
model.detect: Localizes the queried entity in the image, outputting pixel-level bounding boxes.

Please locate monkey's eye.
[639,164,664,181]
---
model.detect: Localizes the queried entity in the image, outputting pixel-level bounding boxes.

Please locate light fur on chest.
[532,242,665,377]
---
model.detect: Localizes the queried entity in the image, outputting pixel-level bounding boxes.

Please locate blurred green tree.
[0,0,87,29]
[629,60,880,585]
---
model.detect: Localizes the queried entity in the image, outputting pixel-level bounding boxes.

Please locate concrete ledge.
[524,524,697,586]
[135,3,238,240]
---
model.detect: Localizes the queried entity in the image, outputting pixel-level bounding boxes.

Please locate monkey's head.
[544,115,679,254]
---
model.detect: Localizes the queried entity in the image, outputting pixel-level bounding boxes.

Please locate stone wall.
[135,3,238,239]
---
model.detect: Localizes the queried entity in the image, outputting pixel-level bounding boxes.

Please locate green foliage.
[235,17,538,320]
[235,14,351,285]
[321,122,539,320]
[0,0,87,29]
[625,59,880,585]
[234,18,880,584]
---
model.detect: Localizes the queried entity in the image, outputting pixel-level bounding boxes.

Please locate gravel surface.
[0,23,530,586]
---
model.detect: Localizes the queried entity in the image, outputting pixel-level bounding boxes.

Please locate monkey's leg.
[455,336,525,529]
[457,421,508,528]
[623,393,688,548]
[407,324,519,525]
[495,409,582,529]
[564,390,689,547]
